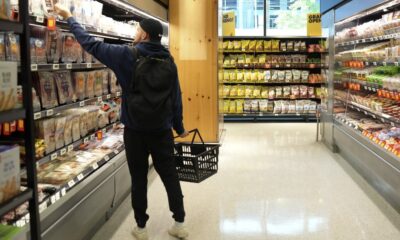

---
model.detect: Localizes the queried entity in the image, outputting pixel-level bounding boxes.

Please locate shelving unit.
[220,36,326,122]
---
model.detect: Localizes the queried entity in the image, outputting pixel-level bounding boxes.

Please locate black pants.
[124,127,185,228]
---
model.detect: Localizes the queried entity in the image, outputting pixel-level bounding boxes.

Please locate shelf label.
[370,38,374,41]
[68,145,74,152]
[60,148,67,156]
[391,122,396,127]
[396,62,400,67]
[373,62,377,66]
[83,137,89,144]
[68,180,75,188]
[66,63,72,69]
[383,62,387,66]
[77,174,84,181]
[87,63,92,68]
[114,150,119,155]
[34,112,42,120]
[50,195,56,204]
[92,163,99,170]
[102,128,107,135]
[381,118,385,123]
[39,202,47,213]
[113,123,117,128]
[107,94,111,99]
[52,64,60,70]
[36,15,44,23]
[90,134,95,140]
[51,152,58,161]
[46,109,54,116]
[97,96,102,102]
[61,188,67,196]
[79,101,85,107]
[361,39,366,43]
[104,155,110,161]
[55,192,60,201]
[372,115,376,119]
[364,111,368,115]
[31,64,38,71]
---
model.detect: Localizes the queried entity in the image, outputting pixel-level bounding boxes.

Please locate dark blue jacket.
[67,18,185,134]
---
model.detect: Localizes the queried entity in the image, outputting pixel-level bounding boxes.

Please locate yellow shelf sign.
[307,13,322,37]
[223,11,235,37]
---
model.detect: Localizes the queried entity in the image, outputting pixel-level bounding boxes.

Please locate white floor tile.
[92,123,400,240]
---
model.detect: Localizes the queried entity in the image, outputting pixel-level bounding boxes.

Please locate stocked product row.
[221,85,322,99]
[223,99,319,115]
[221,39,326,53]
[222,54,322,68]
[219,69,324,83]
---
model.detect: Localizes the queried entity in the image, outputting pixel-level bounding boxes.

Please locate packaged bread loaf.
[72,72,86,101]
[37,72,58,109]
[54,71,74,104]
[63,114,73,145]
[5,33,20,62]
[46,28,62,63]
[35,118,56,154]
[54,116,66,149]
[86,71,95,98]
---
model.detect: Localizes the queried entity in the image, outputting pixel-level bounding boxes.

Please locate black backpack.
[127,47,177,131]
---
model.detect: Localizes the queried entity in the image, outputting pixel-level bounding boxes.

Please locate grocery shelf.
[224,113,317,122]
[223,63,324,69]
[335,32,400,47]
[221,51,328,54]
[220,82,324,85]
[33,91,121,120]
[334,97,399,126]
[0,189,33,217]
[223,36,325,40]
[0,19,23,33]
[30,63,107,72]
[336,61,400,67]
[223,97,321,100]
[0,109,26,124]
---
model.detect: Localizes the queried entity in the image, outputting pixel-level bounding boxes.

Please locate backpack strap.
[129,46,141,63]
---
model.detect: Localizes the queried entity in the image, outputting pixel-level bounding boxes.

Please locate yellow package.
[228,41,234,50]
[245,54,253,64]
[223,41,229,50]
[229,101,236,113]
[237,85,245,97]
[253,86,262,98]
[233,41,241,50]
[242,40,250,51]
[218,41,224,51]
[223,85,231,97]
[229,70,237,81]
[230,55,237,66]
[251,71,258,82]
[256,40,263,52]
[237,70,244,82]
[245,85,254,98]
[223,56,231,67]
[218,85,224,97]
[218,69,223,81]
[249,40,257,51]
[258,70,266,82]
[258,54,266,64]
[224,100,230,113]
[264,40,272,51]
[230,85,238,97]
[272,40,280,52]
[236,100,244,113]
[261,87,269,98]
[244,70,252,82]
[237,54,245,64]
[223,70,230,81]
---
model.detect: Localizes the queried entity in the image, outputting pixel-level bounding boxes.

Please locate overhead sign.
[307,13,322,37]
[223,11,235,37]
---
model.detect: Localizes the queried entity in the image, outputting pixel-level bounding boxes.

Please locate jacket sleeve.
[172,75,185,135]
[66,17,134,86]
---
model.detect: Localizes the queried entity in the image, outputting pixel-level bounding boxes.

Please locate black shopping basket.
[174,129,220,183]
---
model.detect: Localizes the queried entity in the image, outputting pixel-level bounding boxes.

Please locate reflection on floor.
[91,123,400,240]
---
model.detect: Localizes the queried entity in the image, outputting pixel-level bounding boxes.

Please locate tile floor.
[91,123,400,240]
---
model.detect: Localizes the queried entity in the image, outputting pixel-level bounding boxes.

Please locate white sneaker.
[132,227,149,240]
[168,224,189,239]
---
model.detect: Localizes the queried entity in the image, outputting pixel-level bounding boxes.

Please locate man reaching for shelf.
[54,4,189,240]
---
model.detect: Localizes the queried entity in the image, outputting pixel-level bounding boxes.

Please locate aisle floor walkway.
[92,123,400,240]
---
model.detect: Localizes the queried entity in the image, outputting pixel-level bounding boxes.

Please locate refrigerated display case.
[322,0,400,212]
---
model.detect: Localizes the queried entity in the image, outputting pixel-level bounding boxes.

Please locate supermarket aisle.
[92,123,400,240]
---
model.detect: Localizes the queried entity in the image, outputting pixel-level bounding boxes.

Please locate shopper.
[54,4,189,240]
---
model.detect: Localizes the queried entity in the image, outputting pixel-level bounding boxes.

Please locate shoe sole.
[168,230,189,239]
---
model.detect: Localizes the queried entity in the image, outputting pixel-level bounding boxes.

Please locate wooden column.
[169,0,219,142]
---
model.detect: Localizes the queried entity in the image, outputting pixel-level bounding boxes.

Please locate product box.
[5,33,20,62]
[35,118,55,154]
[36,72,58,109]
[54,71,74,104]
[0,145,20,205]
[0,61,18,111]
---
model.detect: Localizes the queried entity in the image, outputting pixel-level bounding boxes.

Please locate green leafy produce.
[373,66,400,76]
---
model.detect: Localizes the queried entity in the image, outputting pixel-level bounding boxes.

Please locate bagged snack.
[288,101,296,114]
[265,70,271,82]
[293,70,301,82]
[280,41,287,52]
[35,118,55,154]
[230,85,238,97]
[229,70,237,82]
[236,100,244,114]
[223,56,230,66]
[223,100,230,114]
[264,40,272,51]
[258,54,266,64]
[86,71,95,98]
[275,87,283,98]
[244,100,252,113]
[301,71,310,83]
[249,40,256,51]
[72,72,86,101]
[94,70,103,97]
[0,61,17,111]
[291,85,300,98]
[233,41,241,50]
[268,88,275,99]
[282,101,289,114]
[5,33,20,62]
[258,70,266,82]
[253,86,261,98]
[31,25,47,64]
[102,70,109,94]
[223,85,231,97]
[261,87,269,98]
[54,116,66,149]
[245,85,254,98]
[309,101,317,113]
[287,41,294,51]
[237,85,245,97]
[256,40,263,52]
[63,115,73,145]
[237,70,244,82]
[54,71,74,104]
[251,100,259,112]
[272,40,280,52]
[251,71,258,82]
[296,100,304,113]
[218,70,223,81]
[229,54,237,65]
[300,85,308,98]
[294,41,301,52]
[308,86,316,98]
[228,41,234,50]
[223,41,229,50]
[61,33,80,63]
[285,70,293,82]
[223,70,230,82]
[237,54,245,64]
[46,28,62,63]
[303,100,311,113]
[0,33,5,60]
[83,50,93,63]
[245,54,253,64]
[300,41,307,51]
[244,70,252,83]
[283,86,291,98]
[241,40,250,51]
[36,72,57,109]
[229,100,236,113]
[273,101,282,114]
[278,71,285,82]
[259,100,269,113]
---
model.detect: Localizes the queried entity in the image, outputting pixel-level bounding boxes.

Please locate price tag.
[385,145,390,150]
[365,62,369,66]
[34,112,42,120]
[46,109,54,116]
[381,118,385,123]
[68,180,75,188]
[36,15,44,23]
[90,134,95,140]
[52,64,60,70]
[87,63,92,68]
[276,65,280,68]
[372,115,376,119]
[55,192,60,201]
[113,123,117,128]
[104,155,110,161]
[97,96,102,102]
[77,174,84,181]
[79,101,85,107]
[350,41,355,44]
[39,202,47,213]
[102,128,107,135]
[356,108,361,112]
[355,40,359,44]
[114,150,119,155]
[84,137,89,144]
[396,62,400,67]
[50,195,56,204]
[92,163,99,170]
[354,125,358,130]
[61,188,67,196]
[373,62,377,66]
[68,145,74,152]
[51,152,58,161]
[31,64,38,71]
[364,111,368,115]
[362,39,366,43]
[370,38,374,41]
[372,88,376,92]
[60,148,67,156]
[383,62,387,66]
[66,63,72,69]
[107,94,111,99]
[391,122,396,127]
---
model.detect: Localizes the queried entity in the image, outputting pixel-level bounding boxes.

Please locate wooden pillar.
[169,0,219,142]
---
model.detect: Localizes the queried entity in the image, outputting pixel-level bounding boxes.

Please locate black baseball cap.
[139,18,163,42]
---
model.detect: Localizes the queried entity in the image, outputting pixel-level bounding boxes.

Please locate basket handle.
[175,129,205,145]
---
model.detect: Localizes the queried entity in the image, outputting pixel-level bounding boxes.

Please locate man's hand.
[178,131,190,138]
[54,3,73,20]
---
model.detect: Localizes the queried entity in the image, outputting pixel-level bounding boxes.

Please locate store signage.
[223,11,235,36]
[307,13,322,37]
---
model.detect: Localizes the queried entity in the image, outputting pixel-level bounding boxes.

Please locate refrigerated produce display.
[0,0,169,239]
[220,37,327,122]
[322,0,400,213]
